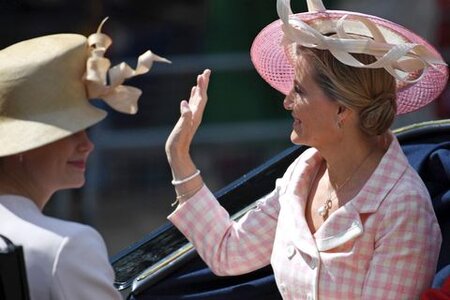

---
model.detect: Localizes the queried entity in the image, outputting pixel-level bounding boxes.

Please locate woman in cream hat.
[165,0,447,299]
[0,19,169,299]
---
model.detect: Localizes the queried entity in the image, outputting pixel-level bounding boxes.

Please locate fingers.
[190,69,209,100]
[189,69,210,110]
[166,71,210,157]
[180,100,191,115]
[197,69,211,92]
[200,70,210,98]
[179,100,192,123]
[193,69,210,93]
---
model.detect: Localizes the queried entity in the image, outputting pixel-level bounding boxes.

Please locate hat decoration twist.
[277,0,447,83]
[84,18,171,114]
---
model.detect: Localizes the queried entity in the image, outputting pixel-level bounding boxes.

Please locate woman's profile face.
[283,55,341,148]
[22,130,94,193]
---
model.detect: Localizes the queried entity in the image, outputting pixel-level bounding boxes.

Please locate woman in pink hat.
[0,20,169,299]
[165,0,447,299]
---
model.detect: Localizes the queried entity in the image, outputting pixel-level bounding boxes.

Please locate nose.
[283,93,294,111]
[75,130,95,153]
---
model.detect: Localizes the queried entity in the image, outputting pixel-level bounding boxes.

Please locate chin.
[74,180,86,188]
[67,177,86,189]
[55,181,85,193]
[290,133,315,148]
[290,131,304,145]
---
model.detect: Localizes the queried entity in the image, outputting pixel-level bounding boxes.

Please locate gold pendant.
[318,198,333,218]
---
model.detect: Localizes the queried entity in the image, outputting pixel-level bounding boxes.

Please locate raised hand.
[166,69,211,160]
[165,70,211,202]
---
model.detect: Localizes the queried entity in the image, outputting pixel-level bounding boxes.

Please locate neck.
[0,161,52,210]
[319,132,389,189]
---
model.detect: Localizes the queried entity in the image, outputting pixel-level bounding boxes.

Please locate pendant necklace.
[318,149,375,219]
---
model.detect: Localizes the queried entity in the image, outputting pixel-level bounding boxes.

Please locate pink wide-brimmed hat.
[250,0,448,115]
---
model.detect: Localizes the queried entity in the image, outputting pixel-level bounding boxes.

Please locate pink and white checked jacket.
[169,136,442,300]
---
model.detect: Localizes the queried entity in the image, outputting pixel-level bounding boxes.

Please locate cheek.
[291,100,306,117]
[292,104,319,125]
[303,110,340,142]
[30,158,59,178]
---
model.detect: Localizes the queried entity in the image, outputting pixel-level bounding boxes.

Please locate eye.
[294,84,304,95]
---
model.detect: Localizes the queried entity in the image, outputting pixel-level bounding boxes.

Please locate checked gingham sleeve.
[168,181,282,276]
[361,189,442,299]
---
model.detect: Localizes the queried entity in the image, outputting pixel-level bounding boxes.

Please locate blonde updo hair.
[298,47,397,136]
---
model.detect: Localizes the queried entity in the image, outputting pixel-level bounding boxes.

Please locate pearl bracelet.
[171,169,201,185]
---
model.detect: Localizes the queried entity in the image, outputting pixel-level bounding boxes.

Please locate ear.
[337,105,348,118]
[336,105,352,127]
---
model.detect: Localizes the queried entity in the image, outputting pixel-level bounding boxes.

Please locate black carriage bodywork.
[111,119,450,299]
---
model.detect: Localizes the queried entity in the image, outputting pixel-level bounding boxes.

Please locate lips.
[292,114,301,125]
[68,160,86,170]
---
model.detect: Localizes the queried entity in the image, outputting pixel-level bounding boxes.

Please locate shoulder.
[371,136,434,217]
[50,220,119,299]
[15,212,109,275]
[0,195,103,246]
[41,213,101,236]
[0,199,116,298]
[30,214,106,254]
[27,217,110,280]
[383,165,434,214]
[52,223,109,273]
[38,217,108,264]
[375,165,441,243]
[0,196,105,258]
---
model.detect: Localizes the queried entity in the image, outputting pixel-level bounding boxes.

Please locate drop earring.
[19,154,23,163]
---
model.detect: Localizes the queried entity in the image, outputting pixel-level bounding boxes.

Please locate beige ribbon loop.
[100,85,142,114]
[306,0,326,12]
[277,0,447,83]
[84,18,171,114]
[87,18,112,51]
[87,33,112,52]
[108,50,170,88]
[277,0,293,23]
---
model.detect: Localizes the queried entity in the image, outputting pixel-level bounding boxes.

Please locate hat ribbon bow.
[84,18,171,114]
[277,0,447,83]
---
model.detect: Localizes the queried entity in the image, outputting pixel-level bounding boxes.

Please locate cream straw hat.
[0,19,169,157]
[250,0,448,114]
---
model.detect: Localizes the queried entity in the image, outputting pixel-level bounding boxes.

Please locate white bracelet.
[171,169,201,185]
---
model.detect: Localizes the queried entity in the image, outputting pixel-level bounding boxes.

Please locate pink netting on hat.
[250,11,449,115]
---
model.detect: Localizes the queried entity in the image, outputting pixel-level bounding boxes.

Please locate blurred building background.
[0,0,448,256]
